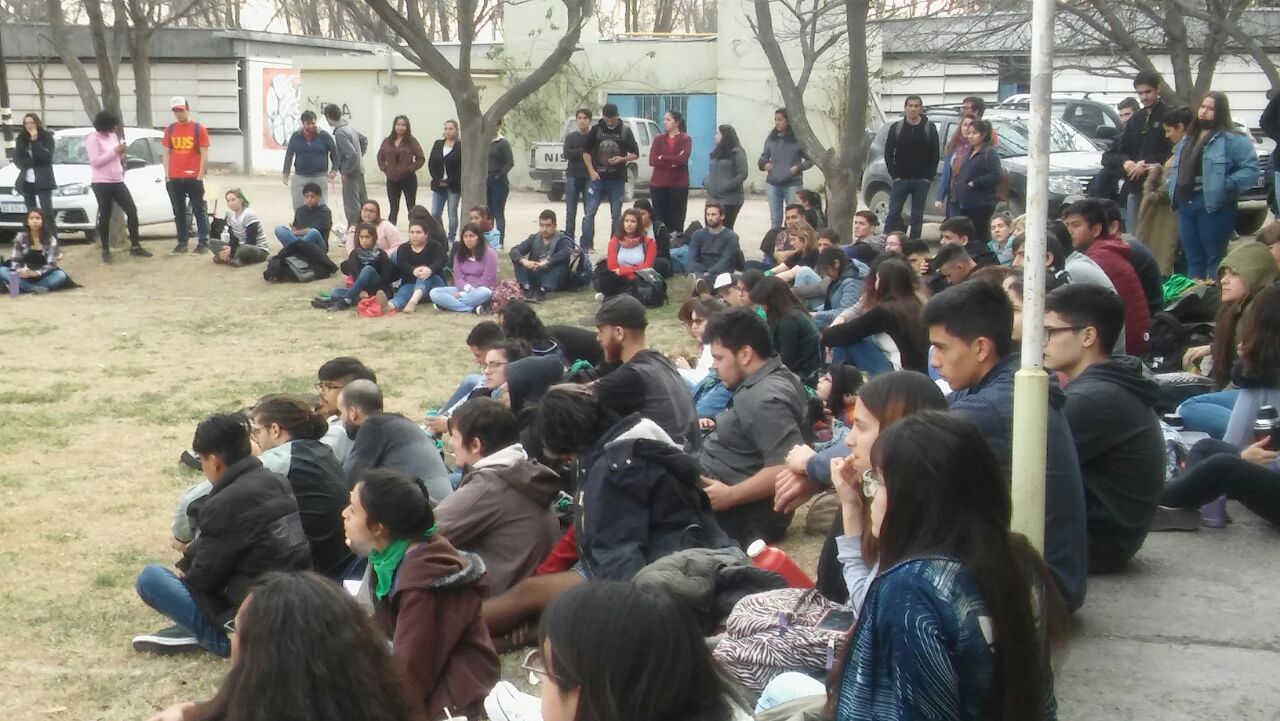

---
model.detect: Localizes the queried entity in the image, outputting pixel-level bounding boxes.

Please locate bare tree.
[750,0,868,241]
[351,0,591,213]
[124,0,208,126]
[44,0,104,117]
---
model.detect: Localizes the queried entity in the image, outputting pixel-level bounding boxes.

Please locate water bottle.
[1252,405,1279,449]
[1200,496,1228,529]
[747,540,814,589]
[220,228,231,246]
[8,266,18,298]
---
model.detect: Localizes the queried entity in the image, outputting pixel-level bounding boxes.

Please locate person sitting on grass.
[339,379,452,502]
[595,208,660,299]
[500,300,563,359]
[933,243,978,288]
[315,223,395,311]
[211,188,269,267]
[434,398,562,595]
[133,414,311,658]
[764,219,821,284]
[343,469,500,719]
[510,210,575,302]
[342,199,402,255]
[274,182,332,250]
[144,572,426,721]
[749,275,823,382]
[812,247,866,329]
[2,208,70,294]
[315,356,377,464]
[382,219,447,314]
[469,205,502,251]
[632,198,672,274]
[427,322,506,438]
[684,202,743,291]
[430,221,498,313]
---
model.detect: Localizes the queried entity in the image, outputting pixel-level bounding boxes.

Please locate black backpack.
[565,248,591,292]
[1143,312,1213,373]
[630,268,667,308]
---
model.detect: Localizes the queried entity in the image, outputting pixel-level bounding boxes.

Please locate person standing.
[1262,89,1280,213]
[325,103,367,231]
[14,113,55,222]
[563,108,592,242]
[485,126,514,249]
[649,109,692,235]
[705,125,748,229]
[883,96,940,240]
[429,120,463,241]
[1102,72,1171,231]
[376,115,425,226]
[85,111,151,264]
[758,108,812,230]
[954,119,1001,244]
[1167,92,1260,280]
[163,97,211,254]
[282,110,338,210]
[581,103,639,253]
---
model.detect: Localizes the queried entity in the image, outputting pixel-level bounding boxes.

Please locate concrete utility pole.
[0,29,12,161]
[1010,0,1055,552]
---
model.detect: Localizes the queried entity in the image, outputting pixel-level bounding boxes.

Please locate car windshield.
[990,117,1097,158]
[52,136,90,165]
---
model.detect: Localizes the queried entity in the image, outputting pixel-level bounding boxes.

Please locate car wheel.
[866,186,892,224]
[624,165,638,201]
[83,229,99,246]
[1235,208,1268,237]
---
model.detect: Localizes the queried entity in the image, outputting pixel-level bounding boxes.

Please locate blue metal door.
[606,93,717,188]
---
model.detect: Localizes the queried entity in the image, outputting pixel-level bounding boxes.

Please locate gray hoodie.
[758,131,812,187]
[705,146,749,205]
[331,118,364,177]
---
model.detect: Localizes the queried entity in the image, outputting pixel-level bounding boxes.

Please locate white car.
[0,127,174,241]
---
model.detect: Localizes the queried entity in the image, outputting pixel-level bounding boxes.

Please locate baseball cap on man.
[170,97,190,110]
[601,103,620,118]
[581,294,647,329]
[712,272,740,292]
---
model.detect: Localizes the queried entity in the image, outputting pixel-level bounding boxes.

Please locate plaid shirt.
[8,232,58,273]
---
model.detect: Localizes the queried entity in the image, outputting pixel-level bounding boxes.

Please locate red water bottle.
[747,539,814,588]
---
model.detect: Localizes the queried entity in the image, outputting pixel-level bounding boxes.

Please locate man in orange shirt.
[163,97,211,254]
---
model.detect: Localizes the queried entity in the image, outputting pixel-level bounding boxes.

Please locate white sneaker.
[593,292,604,304]
[485,681,543,721]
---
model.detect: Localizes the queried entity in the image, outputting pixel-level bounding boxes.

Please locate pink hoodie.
[85,131,125,184]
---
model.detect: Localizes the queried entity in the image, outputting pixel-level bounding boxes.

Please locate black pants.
[651,186,689,236]
[814,512,849,604]
[92,182,140,250]
[1160,438,1280,526]
[593,265,633,298]
[723,203,743,230]
[23,188,55,234]
[386,175,418,225]
[960,204,996,244]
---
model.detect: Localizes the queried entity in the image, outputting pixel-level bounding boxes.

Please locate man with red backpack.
[163,97,211,254]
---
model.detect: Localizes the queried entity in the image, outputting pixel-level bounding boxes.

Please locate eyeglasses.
[1043,325,1084,338]
[861,468,884,499]
[485,361,508,371]
[521,648,564,686]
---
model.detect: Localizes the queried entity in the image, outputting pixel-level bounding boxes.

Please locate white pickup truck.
[529,116,662,201]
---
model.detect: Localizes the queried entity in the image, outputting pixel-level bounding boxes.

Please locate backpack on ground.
[712,588,849,692]
[1143,312,1212,374]
[490,280,525,313]
[630,267,667,308]
[565,248,591,292]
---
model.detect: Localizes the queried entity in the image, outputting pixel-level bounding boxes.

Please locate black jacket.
[14,130,56,192]
[576,414,736,581]
[1261,92,1280,168]
[509,231,575,266]
[885,117,940,181]
[177,457,312,624]
[339,248,396,293]
[953,145,1002,209]
[1102,99,1171,198]
[277,440,356,578]
[428,139,462,193]
[1061,357,1166,574]
[263,239,339,283]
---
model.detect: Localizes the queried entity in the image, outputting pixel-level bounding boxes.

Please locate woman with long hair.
[797,189,827,230]
[1166,91,1261,279]
[675,297,734,419]
[821,258,929,374]
[935,114,975,218]
[499,300,561,358]
[954,118,1002,244]
[429,221,498,313]
[813,247,866,328]
[383,219,448,313]
[766,218,821,283]
[344,469,500,718]
[378,115,426,225]
[343,199,403,254]
[15,112,55,220]
[760,108,813,228]
[428,120,463,240]
[85,110,151,263]
[145,572,426,721]
[706,124,748,228]
[594,207,658,298]
[1,208,70,294]
[750,275,822,381]
[649,109,692,234]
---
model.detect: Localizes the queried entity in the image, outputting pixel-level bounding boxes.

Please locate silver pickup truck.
[529,116,662,201]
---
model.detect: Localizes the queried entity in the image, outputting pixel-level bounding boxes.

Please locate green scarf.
[370,525,436,600]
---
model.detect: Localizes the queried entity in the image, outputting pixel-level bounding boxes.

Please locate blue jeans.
[486,175,510,245]
[444,373,484,412]
[1178,389,1240,440]
[792,266,824,311]
[1177,192,1237,280]
[831,338,894,375]
[135,565,231,657]
[432,189,461,241]
[330,265,384,304]
[564,175,589,240]
[886,178,931,238]
[755,672,825,714]
[694,381,733,418]
[429,285,493,312]
[391,275,445,309]
[669,245,689,274]
[765,183,799,229]
[513,261,569,293]
[167,178,209,247]
[275,225,325,249]
[1125,193,1141,238]
[1,267,68,293]
[581,178,625,252]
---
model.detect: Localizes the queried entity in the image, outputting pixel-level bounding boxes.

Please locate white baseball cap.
[170,96,189,110]
[712,272,738,292]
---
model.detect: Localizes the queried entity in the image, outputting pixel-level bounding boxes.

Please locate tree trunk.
[458,100,496,216]
[45,0,103,117]
[823,167,858,244]
[84,0,122,117]
[131,30,153,128]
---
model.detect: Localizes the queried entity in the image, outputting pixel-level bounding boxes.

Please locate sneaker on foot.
[485,681,542,721]
[31,286,50,295]
[132,625,199,655]
[1150,505,1202,532]
[693,277,710,298]
[594,292,604,303]
[169,244,189,255]
[534,287,548,302]
[191,244,210,255]
[101,250,112,264]
[129,245,153,258]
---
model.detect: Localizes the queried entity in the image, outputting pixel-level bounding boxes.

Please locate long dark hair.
[540,582,735,721]
[500,300,553,350]
[863,257,927,348]
[357,468,435,540]
[945,115,974,156]
[1190,91,1240,136]
[711,124,740,159]
[749,275,807,328]
[407,205,448,243]
[824,363,864,419]
[1238,285,1280,380]
[867,411,1063,721]
[201,572,424,721]
[455,222,488,263]
[252,394,329,442]
[22,208,53,246]
[665,109,687,134]
[969,119,995,148]
[386,114,415,143]
[22,113,46,136]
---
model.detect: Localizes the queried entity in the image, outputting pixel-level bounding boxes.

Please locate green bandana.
[370,525,436,600]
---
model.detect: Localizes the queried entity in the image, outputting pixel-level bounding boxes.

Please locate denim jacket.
[1166,131,1259,213]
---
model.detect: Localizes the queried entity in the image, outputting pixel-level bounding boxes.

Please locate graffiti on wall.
[262,68,301,150]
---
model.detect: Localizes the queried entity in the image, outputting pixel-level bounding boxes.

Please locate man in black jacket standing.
[564,109,592,242]
[133,414,311,656]
[1262,88,1280,215]
[1101,71,1171,232]
[883,96,939,240]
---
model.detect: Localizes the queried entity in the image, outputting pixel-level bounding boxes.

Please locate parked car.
[995,94,1125,145]
[0,127,173,242]
[862,109,1105,225]
[529,116,662,202]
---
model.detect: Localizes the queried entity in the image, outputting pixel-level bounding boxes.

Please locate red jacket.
[607,235,657,278]
[1085,236,1151,355]
[649,132,692,188]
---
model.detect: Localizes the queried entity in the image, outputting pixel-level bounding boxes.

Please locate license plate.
[1,202,25,213]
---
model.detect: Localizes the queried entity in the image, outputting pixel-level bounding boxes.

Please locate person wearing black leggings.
[1160,438,1280,526]
[85,110,150,263]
